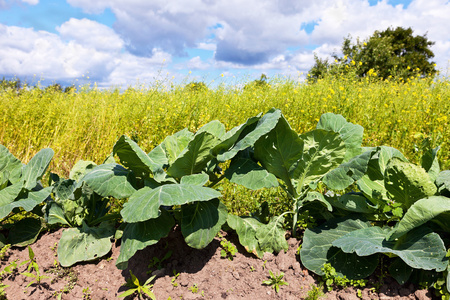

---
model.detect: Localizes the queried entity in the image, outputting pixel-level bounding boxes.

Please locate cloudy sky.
[0,0,449,87]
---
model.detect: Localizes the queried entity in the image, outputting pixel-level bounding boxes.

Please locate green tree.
[244,74,270,90]
[308,27,437,81]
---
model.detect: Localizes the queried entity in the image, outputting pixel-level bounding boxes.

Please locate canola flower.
[0,72,449,176]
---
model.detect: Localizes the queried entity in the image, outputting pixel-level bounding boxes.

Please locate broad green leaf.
[436,170,450,197]
[224,158,278,190]
[57,222,115,267]
[116,210,175,270]
[388,196,450,241]
[0,182,23,218]
[0,234,6,248]
[0,185,51,219]
[20,187,52,211]
[212,115,260,159]
[147,144,169,168]
[196,120,226,140]
[292,129,345,191]
[297,191,332,212]
[167,131,219,178]
[357,174,388,205]
[256,214,289,254]
[53,179,76,200]
[377,146,408,173]
[69,160,96,181]
[357,147,414,205]
[217,108,282,162]
[227,214,263,257]
[163,128,194,164]
[333,225,447,271]
[323,149,373,190]
[385,158,437,209]
[180,173,209,186]
[327,193,378,214]
[181,199,228,249]
[253,115,303,192]
[46,201,71,226]
[447,265,450,294]
[8,218,42,247]
[79,163,136,199]
[316,113,364,161]
[421,146,440,182]
[389,258,412,285]
[113,135,162,178]
[0,144,22,185]
[22,148,53,190]
[300,217,378,279]
[121,184,221,223]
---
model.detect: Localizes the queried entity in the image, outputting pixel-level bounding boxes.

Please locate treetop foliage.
[308,26,437,82]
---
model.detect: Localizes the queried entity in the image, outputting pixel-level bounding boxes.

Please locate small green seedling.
[0,244,10,261]
[0,259,18,279]
[119,270,156,299]
[20,246,50,288]
[262,270,289,293]
[171,270,180,287]
[262,260,267,270]
[82,287,92,300]
[189,284,199,294]
[147,250,173,271]
[304,284,324,300]
[0,282,9,299]
[220,239,237,260]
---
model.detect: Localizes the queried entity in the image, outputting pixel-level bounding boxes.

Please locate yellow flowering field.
[1,74,449,176]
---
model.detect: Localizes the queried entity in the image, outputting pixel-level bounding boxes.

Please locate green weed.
[262,270,289,293]
[320,263,367,292]
[220,239,237,260]
[119,270,156,299]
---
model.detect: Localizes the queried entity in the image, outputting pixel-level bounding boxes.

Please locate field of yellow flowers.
[1,74,449,178]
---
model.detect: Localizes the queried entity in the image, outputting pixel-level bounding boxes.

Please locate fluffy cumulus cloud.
[64,0,450,75]
[57,18,124,52]
[0,19,172,86]
[2,0,450,86]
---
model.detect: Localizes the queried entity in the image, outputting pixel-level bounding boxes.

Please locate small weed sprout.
[189,283,199,294]
[262,270,289,293]
[220,239,237,260]
[147,250,173,272]
[262,260,267,270]
[119,270,156,299]
[305,284,324,300]
[20,246,50,288]
[0,244,11,261]
[171,270,180,287]
[82,287,92,300]
[321,263,367,291]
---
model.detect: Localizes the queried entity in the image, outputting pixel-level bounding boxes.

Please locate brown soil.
[0,227,436,300]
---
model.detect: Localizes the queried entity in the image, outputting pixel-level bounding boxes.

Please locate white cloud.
[197,42,216,51]
[63,0,450,73]
[21,0,38,5]
[3,0,450,87]
[57,18,124,52]
[0,23,170,86]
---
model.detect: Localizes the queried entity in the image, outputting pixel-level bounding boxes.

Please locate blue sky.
[0,0,449,88]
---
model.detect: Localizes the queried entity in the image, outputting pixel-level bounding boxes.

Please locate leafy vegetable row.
[1,108,449,292]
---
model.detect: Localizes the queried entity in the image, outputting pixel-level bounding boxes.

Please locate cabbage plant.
[45,159,135,267]
[221,109,372,257]
[112,117,276,269]
[0,145,53,247]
